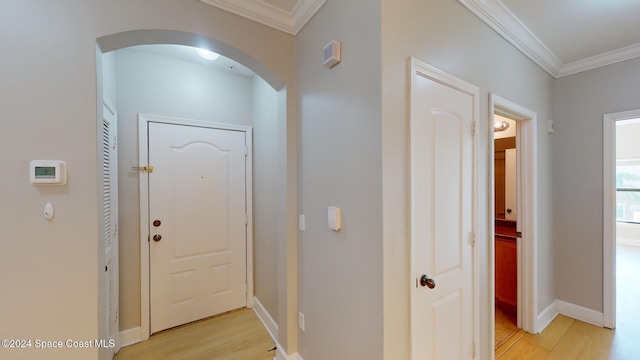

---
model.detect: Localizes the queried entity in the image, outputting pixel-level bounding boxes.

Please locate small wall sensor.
[323,40,341,68]
[44,203,54,220]
[328,206,342,231]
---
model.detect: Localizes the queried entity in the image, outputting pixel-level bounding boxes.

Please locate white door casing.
[138,114,253,338]
[490,94,538,336]
[102,102,121,355]
[410,58,479,359]
[603,109,640,329]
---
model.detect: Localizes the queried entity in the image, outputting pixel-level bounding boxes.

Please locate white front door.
[410,58,478,359]
[149,122,248,334]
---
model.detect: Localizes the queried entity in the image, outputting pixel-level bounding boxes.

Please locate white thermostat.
[30,160,67,185]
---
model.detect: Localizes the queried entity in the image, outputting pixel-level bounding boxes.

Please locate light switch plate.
[328,206,341,231]
[298,214,306,231]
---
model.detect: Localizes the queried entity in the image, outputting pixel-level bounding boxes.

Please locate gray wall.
[296,1,555,358]
[296,0,384,359]
[252,76,280,319]
[554,57,640,312]
[0,2,294,359]
[380,1,555,358]
[115,48,280,331]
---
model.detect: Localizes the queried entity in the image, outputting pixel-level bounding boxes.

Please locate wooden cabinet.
[495,235,517,313]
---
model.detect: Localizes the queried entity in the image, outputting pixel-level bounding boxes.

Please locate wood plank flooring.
[114,308,275,360]
[499,244,640,359]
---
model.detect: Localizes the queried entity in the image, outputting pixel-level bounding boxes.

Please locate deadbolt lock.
[153,220,161,227]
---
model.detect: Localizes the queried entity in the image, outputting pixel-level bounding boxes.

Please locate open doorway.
[493,114,519,353]
[490,94,539,358]
[97,31,294,358]
[603,111,640,338]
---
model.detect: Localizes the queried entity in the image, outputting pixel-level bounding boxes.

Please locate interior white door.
[149,122,248,334]
[410,59,477,359]
[102,104,120,355]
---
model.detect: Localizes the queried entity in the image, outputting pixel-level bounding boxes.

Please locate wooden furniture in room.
[495,220,517,313]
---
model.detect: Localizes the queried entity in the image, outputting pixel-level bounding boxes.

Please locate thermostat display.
[30,160,67,185]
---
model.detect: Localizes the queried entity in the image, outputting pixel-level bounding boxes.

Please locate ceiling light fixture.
[494,120,510,132]
[196,48,220,60]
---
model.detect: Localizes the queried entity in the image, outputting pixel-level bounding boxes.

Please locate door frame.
[489,94,538,340]
[603,108,640,329]
[138,113,254,340]
[408,57,480,358]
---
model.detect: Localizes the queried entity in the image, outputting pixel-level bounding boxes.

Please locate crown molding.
[559,42,640,77]
[459,0,640,78]
[200,0,325,35]
[459,0,563,77]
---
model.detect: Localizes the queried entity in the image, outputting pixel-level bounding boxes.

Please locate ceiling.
[459,0,640,77]
[200,0,640,78]
[126,44,256,77]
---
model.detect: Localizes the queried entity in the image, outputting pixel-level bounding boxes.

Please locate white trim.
[253,297,279,343]
[556,300,604,327]
[602,109,640,329]
[409,57,480,359]
[119,327,142,348]
[138,113,254,340]
[459,0,640,78]
[459,0,562,77]
[536,300,558,334]
[560,42,640,77]
[489,94,538,339]
[199,0,325,35]
[274,345,302,360]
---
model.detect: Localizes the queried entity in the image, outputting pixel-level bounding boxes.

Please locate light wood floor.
[114,308,275,360]
[498,244,640,359]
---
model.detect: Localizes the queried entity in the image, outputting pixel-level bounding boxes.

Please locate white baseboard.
[119,327,142,347]
[252,296,279,342]
[617,237,640,247]
[274,345,303,360]
[536,300,559,333]
[556,300,604,327]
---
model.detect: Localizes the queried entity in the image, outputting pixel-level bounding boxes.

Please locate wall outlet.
[298,215,306,231]
[298,312,305,331]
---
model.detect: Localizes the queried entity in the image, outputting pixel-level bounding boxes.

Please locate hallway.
[498,244,640,359]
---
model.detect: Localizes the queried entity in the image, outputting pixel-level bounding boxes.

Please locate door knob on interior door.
[419,274,436,289]
[153,234,162,242]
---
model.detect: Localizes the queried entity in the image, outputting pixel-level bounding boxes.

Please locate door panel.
[410,59,476,359]
[102,104,120,356]
[149,122,247,334]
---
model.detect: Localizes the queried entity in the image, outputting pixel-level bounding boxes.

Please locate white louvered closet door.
[102,104,120,356]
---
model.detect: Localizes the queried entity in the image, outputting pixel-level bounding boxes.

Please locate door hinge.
[245,283,249,294]
[472,121,477,136]
[245,147,248,157]
[472,341,476,358]
[516,231,522,238]
[470,232,476,247]
[245,214,248,225]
